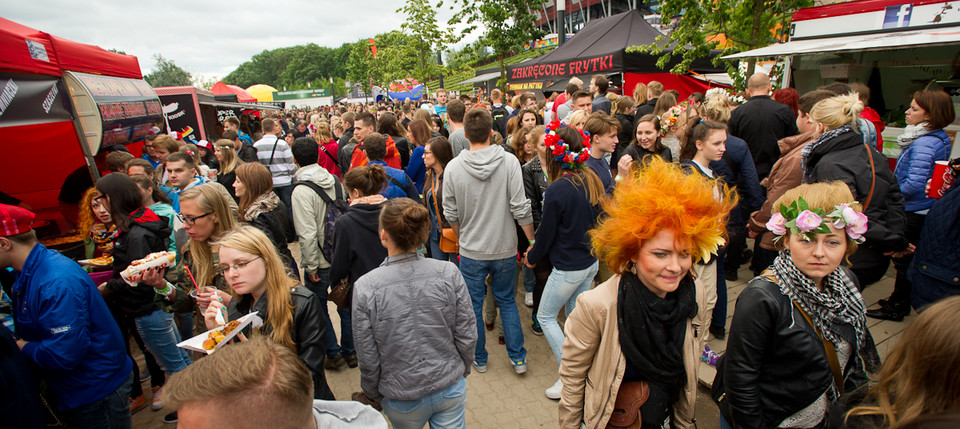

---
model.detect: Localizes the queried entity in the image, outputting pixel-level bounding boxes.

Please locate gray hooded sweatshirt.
[442,144,533,261]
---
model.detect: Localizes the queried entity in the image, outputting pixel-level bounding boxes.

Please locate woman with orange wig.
[558,157,736,429]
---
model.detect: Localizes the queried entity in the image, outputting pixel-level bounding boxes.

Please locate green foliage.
[629,0,813,90]
[398,0,454,84]
[223,44,351,90]
[144,54,192,88]
[346,31,423,94]
[107,48,127,55]
[445,0,546,90]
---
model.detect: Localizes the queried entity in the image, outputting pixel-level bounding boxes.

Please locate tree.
[630,0,813,89]
[398,0,454,84]
[345,32,421,95]
[446,0,545,90]
[144,54,192,88]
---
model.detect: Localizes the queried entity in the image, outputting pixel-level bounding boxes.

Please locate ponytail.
[681,117,727,161]
[344,164,388,197]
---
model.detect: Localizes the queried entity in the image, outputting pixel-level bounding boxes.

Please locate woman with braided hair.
[716,181,877,429]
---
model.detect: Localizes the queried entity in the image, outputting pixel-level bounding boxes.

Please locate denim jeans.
[62,371,133,429]
[459,256,526,364]
[382,377,467,429]
[175,311,193,344]
[537,262,598,364]
[521,265,535,293]
[134,310,191,374]
[428,225,459,266]
[304,267,355,357]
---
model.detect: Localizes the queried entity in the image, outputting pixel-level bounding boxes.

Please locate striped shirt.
[254,135,297,187]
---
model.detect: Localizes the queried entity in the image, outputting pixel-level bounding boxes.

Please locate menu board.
[68,71,164,147]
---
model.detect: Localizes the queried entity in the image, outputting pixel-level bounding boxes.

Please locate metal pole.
[437,51,444,89]
[557,0,566,46]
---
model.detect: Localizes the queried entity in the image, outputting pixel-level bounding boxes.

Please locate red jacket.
[860,107,886,151]
[350,135,401,170]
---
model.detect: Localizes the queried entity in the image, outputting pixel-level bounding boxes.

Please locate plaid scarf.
[801,124,853,181]
[771,251,867,348]
[242,192,280,222]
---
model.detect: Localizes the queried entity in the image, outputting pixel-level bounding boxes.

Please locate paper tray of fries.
[177,311,261,354]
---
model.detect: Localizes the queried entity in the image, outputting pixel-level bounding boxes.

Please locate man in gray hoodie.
[442,107,536,375]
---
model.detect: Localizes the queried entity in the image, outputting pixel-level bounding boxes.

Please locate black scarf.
[617,272,698,402]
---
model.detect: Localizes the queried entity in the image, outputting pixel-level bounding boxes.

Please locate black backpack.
[294,176,347,262]
[492,104,510,138]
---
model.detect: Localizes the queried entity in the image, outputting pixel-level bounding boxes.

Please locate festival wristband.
[529,239,535,246]
[615,175,624,182]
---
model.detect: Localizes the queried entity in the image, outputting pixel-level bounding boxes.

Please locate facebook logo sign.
[883,4,913,29]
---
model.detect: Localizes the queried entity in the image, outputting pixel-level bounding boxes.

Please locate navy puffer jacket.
[894,130,952,212]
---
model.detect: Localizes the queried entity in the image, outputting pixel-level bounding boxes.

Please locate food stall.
[724,0,960,161]
[0,17,162,238]
[155,86,282,142]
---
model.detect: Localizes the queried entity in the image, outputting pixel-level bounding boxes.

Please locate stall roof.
[723,26,960,59]
[458,71,501,86]
[0,17,142,78]
[527,10,664,66]
[211,81,257,102]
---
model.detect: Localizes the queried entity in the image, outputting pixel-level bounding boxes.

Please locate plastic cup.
[928,161,954,199]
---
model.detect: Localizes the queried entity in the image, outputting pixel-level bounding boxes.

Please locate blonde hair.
[702,91,732,123]
[216,226,298,349]
[848,296,960,428]
[314,121,333,142]
[162,337,314,429]
[568,110,590,129]
[633,82,648,105]
[810,93,863,131]
[771,181,862,256]
[215,139,240,175]
[178,185,237,286]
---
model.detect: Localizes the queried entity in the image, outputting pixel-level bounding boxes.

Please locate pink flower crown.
[544,120,591,170]
[657,101,690,137]
[765,197,868,244]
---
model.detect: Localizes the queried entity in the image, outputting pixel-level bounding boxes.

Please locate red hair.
[591,157,737,273]
[773,88,800,118]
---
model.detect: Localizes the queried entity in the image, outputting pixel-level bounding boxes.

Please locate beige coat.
[558,275,707,429]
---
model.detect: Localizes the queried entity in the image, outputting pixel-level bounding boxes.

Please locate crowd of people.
[1,71,959,429]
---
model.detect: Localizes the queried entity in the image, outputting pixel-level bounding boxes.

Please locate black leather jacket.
[719,276,872,429]
[522,157,548,230]
[231,285,334,400]
[247,202,295,266]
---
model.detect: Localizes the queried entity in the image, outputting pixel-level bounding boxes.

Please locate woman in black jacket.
[621,114,673,171]
[327,165,390,368]
[611,96,636,169]
[717,181,875,429]
[802,94,911,289]
[203,226,334,400]
[234,162,297,276]
[95,174,190,424]
[214,140,241,202]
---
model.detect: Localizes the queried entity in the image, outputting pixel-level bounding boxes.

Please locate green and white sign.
[272,88,331,100]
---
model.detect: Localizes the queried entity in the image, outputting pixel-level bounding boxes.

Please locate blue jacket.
[711,135,764,227]
[895,130,952,212]
[12,244,131,410]
[909,181,960,309]
[406,145,427,193]
[369,160,421,202]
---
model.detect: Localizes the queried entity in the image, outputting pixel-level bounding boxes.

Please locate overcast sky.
[3,0,474,82]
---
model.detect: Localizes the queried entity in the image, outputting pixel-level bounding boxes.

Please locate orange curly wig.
[591,157,738,274]
[78,187,100,241]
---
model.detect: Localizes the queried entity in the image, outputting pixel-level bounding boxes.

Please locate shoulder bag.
[430,177,459,254]
[606,381,650,428]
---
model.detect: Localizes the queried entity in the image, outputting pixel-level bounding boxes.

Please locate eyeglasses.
[219,257,262,274]
[424,150,433,155]
[177,212,213,226]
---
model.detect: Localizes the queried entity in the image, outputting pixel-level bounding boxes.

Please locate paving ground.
[132,242,905,428]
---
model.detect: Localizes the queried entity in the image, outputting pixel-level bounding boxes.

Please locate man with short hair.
[1,204,133,429]
[106,151,134,174]
[400,102,413,129]
[552,76,582,118]
[490,89,512,139]
[165,152,237,213]
[442,107,534,375]
[431,88,449,129]
[349,113,402,170]
[126,158,155,177]
[163,337,386,429]
[728,73,799,181]
[337,112,357,173]
[583,112,621,194]
[446,99,470,155]
[563,90,593,122]
[590,75,611,114]
[635,80,663,117]
[141,133,162,168]
[289,138,354,370]
[255,118,299,215]
[223,116,253,145]
[292,120,310,139]
[363,133,421,201]
[555,83,580,123]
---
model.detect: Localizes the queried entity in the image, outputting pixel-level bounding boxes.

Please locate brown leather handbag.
[327,278,352,311]
[606,381,650,429]
[430,179,458,254]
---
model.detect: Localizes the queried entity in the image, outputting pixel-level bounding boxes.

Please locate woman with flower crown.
[557,157,736,429]
[715,181,877,429]
[524,122,605,401]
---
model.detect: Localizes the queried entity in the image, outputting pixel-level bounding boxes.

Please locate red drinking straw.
[184,265,202,295]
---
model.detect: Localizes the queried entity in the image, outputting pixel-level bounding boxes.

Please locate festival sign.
[65,71,163,147]
[272,88,331,100]
[508,53,620,82]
